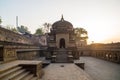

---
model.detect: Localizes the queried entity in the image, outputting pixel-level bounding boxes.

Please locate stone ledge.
[0,60,43,79]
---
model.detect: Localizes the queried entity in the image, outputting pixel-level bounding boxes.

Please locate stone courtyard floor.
[79,57,120,80]
[41,63,93,80]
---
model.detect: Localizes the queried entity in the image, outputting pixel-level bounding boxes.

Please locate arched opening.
[0,47,3,61]
[59,38,65,48]
[81,51,83,56]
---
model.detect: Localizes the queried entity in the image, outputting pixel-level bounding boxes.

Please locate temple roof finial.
[61,14,64,21]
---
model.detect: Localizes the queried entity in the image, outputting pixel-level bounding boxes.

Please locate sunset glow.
[0,0,120,44]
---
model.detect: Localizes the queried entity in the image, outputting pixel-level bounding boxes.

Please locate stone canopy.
[52,15,73,30]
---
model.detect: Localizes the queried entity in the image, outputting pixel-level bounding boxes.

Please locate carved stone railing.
[77,46,120,64]
[0,26,32,45]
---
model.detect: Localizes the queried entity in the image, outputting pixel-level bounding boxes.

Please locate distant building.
[23,33,47,47]
[48,16,76,49]
[45,16,81,62]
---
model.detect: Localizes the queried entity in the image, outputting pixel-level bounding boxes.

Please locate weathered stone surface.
[0,26,32,44]
[3,47,17,62]
[0,60,43,79]
[19,60,43,78]
[80,57,120,80]
[41,63,93,80]
[17,51,38,60]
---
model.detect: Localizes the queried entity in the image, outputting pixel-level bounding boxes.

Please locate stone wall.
[79,51,91,56]
[0,43,40,62]
[0,46,17,62]
[0,26,32,44]
[17,51,39,60]
[3,48,17,62]
[78,43,120,63]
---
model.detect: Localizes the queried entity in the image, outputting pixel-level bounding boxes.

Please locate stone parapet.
[19,60,44,78]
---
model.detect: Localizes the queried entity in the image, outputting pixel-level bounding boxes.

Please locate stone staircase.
[51,48,74,63]
[0,60,43,80]
[0,65,38,80]
[56,48,68,63]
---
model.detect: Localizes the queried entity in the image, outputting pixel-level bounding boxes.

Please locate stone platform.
[80,57,120,80]
[41,63,93,80]
[0,60,43,80]
[0,60,42,72]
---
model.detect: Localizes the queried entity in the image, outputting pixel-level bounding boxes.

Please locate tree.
[0,16,2,24]
[74,27,88,41]
[34,28,43,35]
[11,27,18,33]
[17,25,31,34]
[5,25,18,33]
[43,23,51,33]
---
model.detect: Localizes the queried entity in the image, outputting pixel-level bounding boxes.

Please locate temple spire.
[61,14,64,21]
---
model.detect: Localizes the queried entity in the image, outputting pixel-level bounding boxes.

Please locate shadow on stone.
[60,65,64,67]
[75,63,85,70]
[42,63,50,68]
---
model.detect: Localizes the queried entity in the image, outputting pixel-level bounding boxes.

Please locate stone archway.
[59,38,65,48]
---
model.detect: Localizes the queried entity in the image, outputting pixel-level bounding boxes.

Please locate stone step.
[11,71,30,80]
[1,69,26,80]
[0,65,18,74]
[0,61,3,64]
[0,66,22,78]
[22,74,34,80]
[30,76,38,80]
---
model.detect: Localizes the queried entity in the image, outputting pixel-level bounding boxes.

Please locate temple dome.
[52,15,73,29]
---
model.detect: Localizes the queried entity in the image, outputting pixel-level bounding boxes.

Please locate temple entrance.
[0,47,3,61]
[59,38,65,48]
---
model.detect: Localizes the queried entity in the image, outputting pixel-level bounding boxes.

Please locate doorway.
[59,38,65,48]
[0,47,3,61]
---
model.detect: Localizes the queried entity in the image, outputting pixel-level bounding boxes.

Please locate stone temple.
[0,16,120,80]
[47,15,79,63]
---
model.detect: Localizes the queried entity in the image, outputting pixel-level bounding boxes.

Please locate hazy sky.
[0,0,120,44]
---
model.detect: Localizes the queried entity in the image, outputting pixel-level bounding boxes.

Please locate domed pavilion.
[47,15,79,63]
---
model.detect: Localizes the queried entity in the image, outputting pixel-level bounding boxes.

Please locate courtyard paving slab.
[41,63,93,80]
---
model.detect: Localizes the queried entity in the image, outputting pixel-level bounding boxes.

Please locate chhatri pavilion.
[47,15,79,62]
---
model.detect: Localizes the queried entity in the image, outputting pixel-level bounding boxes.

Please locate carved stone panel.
[3,48,17,62]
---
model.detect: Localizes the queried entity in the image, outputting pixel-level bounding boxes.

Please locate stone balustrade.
[78,43,120,64]
[0,26,32,45]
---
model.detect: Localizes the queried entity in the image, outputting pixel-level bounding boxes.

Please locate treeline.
[0,16,51,35]
[0,16,88,41]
